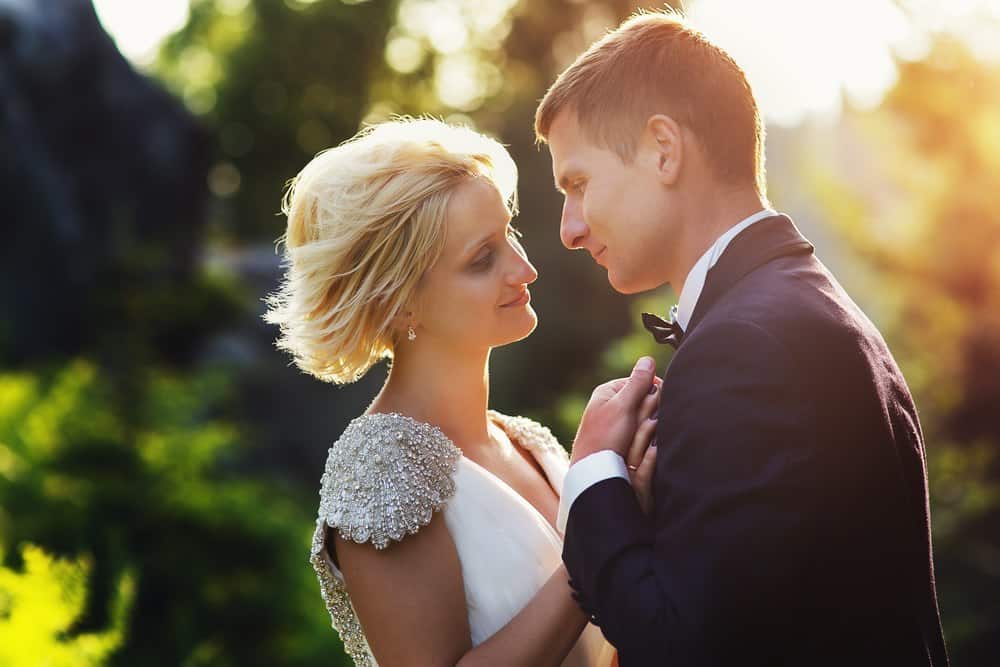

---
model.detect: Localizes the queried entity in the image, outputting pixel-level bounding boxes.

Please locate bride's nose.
[507,251,538,286]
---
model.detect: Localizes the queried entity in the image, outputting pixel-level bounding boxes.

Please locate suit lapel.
[685,214,815,336]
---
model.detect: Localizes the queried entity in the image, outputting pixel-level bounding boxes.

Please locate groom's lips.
[593,247,607,265]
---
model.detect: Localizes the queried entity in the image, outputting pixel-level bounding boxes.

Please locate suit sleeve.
[563,319,824,662]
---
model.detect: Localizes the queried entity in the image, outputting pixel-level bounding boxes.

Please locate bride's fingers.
[638,383,660,422]
[631,380,660,438]
[632,441,658,514]
[626,413,658,469]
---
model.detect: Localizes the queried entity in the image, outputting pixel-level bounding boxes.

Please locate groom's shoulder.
[684,261,862,367]
[707,255,893,370]
[735,253,864,326]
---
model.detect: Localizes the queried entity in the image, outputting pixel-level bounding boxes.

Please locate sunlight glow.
[687,0,920,126]
[687,0,1000,126]
[92,0,190,67]
[91,0,1000,124]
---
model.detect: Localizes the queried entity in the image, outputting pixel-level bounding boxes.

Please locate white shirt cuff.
[557,450,630,533]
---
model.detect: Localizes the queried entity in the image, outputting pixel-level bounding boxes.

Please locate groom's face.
[547,111,674,294]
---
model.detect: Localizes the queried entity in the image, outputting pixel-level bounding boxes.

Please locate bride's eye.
[471,249,494,271]
[506,224,522,241]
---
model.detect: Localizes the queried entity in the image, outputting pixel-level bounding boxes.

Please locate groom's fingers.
[617,356,656,410]
[590,377,628,404]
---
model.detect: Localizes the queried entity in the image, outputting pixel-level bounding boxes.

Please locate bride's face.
[414,177,538,351]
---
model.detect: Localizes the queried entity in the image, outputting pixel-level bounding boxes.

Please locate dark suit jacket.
[563,215,948,666]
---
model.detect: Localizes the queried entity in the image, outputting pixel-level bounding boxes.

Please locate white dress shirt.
[556,209,778,533]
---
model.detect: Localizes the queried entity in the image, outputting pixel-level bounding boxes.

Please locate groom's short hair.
[535,9,766,197]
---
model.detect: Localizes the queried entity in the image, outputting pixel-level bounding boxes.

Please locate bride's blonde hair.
[263,117,518,384]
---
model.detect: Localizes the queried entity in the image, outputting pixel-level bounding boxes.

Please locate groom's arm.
[563,319,820,662]
[556,450,631,533]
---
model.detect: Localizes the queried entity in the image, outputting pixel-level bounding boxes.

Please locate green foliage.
[155,0,399,241]
[0,543,132,667]
[0,361,347,666]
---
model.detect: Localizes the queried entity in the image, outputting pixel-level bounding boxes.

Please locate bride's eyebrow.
[461,217,514,259]
[463,233,494,258]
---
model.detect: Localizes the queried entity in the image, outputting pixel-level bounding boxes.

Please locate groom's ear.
[644,114,683,186]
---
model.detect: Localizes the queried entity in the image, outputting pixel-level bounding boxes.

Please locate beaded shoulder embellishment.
[487,410,568,462]
[316,412,462,550]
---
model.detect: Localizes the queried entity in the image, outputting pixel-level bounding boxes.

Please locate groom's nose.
[560,198,588,250]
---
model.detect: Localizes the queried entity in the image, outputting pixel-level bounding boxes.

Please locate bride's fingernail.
[648,384,658,395]
[649,414,658,421]
[651,437,658,447]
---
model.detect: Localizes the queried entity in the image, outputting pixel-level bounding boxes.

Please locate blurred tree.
[0,543,132,667]
[0,360,342,666]
[0,1,345,664]
[156,0,397,242]
[0,0,217,369]
[809,37,1000,664]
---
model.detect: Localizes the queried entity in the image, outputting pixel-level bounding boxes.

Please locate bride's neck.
[370,342,492,449]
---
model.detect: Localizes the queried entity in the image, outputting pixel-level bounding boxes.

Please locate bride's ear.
[389,308,418,339]
[644,114,683,186]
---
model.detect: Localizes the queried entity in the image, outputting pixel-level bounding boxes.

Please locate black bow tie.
[642,310,684,349]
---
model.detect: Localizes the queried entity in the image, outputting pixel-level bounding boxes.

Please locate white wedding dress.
[310,410,614,667]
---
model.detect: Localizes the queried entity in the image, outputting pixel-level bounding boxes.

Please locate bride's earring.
[407,325,416,341]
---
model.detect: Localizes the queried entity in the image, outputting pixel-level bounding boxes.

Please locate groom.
[539,10,949,667]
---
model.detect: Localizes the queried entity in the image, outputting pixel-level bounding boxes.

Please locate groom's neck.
[671,185,768,294]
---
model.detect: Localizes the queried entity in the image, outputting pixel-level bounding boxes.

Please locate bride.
[264,118,659,666]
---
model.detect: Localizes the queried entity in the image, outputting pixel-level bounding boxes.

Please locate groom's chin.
[606,269,642,295]
[608,270,666,295]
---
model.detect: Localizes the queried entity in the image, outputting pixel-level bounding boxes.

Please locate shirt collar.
[673,209,776,330]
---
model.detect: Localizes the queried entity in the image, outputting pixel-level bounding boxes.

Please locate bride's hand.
[627,376,661,515]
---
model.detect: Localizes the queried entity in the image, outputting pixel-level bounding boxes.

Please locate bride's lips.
[499,288,531,308]
[593,247,607,265]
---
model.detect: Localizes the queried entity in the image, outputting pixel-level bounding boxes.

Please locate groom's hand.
[571,356,659,465]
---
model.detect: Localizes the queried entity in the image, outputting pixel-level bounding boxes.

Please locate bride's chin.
[495,309,538,346]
